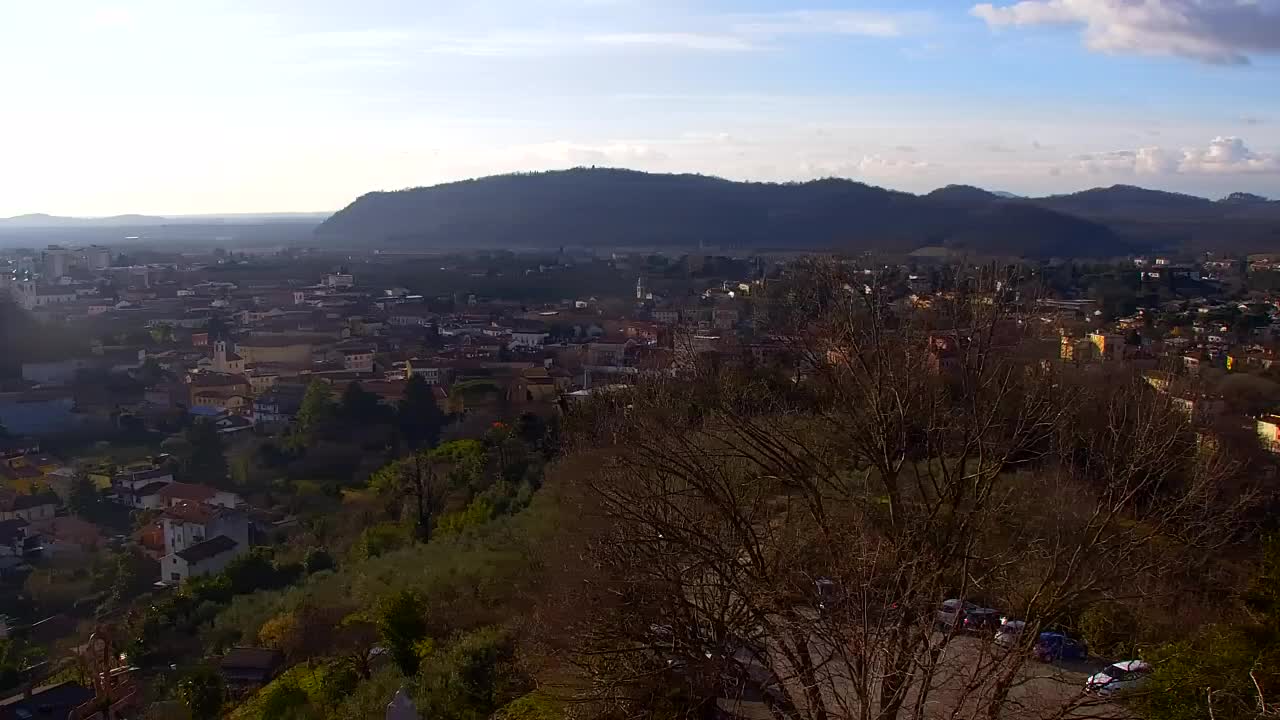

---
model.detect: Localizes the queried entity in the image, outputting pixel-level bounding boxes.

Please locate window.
[171,573,180,582]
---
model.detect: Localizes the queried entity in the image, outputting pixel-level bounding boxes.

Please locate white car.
[1084,660,1152,696]
[993,618,1026,647]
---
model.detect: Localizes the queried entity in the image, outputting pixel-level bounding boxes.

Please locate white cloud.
[730,10,932,39]
[971,0,1280,65]
[1074,136,1280,174]
[522,141,669,166]
[806,154,935,179]
[317,9,930,59]
[587,32,754,51]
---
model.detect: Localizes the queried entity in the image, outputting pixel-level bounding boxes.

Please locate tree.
[177,665,226,720]
[376,590,429,677]
[336,613,380,680]
[338,381,389,427]
[303,547,335,574]
[108,548,158,606]
[149,323,174,345]
[355,522,409,559]
[224,548,279,594]
[399,374,445,450]
[184,420,228,487]
[1135,534,1280,720]
[258,611,304,660]
[371,453,447,542]
[0,639,38,690]
[293,379,335,446]
[67,474,100,518]
[559,260,1249,720]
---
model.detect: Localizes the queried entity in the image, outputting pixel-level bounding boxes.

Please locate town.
[2,241,1280,719]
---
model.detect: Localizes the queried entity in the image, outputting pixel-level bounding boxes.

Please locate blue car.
[1034,632,1087,662]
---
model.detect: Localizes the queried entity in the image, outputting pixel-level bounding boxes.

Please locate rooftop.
[157,482,216,503]
[175,534,238,563]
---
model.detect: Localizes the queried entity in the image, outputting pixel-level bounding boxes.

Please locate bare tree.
[371,451,448,542]
[560,259,1252,720]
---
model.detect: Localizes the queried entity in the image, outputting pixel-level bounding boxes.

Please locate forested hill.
[314,169,1129,258]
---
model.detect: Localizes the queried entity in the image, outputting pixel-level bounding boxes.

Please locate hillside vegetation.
[316,169,1127,258]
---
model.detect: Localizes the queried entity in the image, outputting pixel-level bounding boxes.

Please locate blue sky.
[3,0,1280,215]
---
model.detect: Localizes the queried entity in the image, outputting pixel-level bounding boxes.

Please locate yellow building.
[1088,333,1123,361]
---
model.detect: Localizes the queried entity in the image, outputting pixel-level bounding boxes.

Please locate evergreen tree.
[184,420,229,487]
[338,381,387,426]
[376,590,428,677]
[67,475,100,518]
[398,374,444,450]
[294,379,335,445]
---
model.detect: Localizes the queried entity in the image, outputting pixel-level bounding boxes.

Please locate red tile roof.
[157,482,217,503]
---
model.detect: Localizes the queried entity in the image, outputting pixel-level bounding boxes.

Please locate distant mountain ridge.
[0,212,332,229]
[318,169,1137,258]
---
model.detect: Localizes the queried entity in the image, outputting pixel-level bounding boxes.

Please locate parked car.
[815,578,839,614]
[1034,632,1087,662]
[937,599,1000,632]
[1084,660,1151,696]
[993,618,1026,647]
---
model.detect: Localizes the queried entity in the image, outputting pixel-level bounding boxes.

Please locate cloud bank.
[1076,136,1280,175]
[972,0,1280,64]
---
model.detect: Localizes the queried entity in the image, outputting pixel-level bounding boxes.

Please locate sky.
[3,0,1280,216]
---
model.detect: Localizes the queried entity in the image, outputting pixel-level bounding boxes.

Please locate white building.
[166,536,242,584]
[13,281,78,310]
[325,272,355,288]
[341,348,375,372]
[510,329,549,350]
[159,502,250,584]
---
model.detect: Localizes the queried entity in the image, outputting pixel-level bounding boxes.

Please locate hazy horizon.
[3,169,1278,223]
[5,0,1280,216]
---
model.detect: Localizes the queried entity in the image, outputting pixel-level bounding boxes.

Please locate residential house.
[341,348,375,373]
[1088,333,1125,361]
[192,391,251,416]
[586,339,634,367]
[128,481,169,509]
[158,482,240,509]
[652,309,681,325]
[405,360,454,386]
[112,463,174,495]
[0,490,59,522]
[387,306,438,328]
[252,388,304,425]
[214,415,254,435]
[159,502,250,584]
[188,371,252,400]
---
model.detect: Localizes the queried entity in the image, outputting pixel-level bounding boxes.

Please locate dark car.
[936,599,1000,632]
[1034,632,1087,662]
